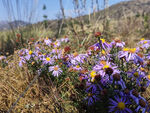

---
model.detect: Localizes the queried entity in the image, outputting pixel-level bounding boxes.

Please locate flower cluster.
[18,34,150,112]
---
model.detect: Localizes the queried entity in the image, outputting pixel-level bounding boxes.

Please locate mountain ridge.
[0,20,30,31]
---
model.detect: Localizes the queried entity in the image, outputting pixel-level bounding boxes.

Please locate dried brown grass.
[0,51,78,113]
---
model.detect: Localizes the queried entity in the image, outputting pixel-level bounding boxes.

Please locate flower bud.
[141,86,146,92]
[113,73,120,81]
[139,99,146,107]
[105,67,113,75]
[94,32,101,38]
[132,89,139,97]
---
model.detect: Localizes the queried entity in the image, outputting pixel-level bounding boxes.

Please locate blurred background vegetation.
[0,0,150,56]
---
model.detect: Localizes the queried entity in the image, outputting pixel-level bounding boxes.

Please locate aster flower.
[72,65,82,71]
[44,37,52,46]
[70,52,88,65]
[138,38,150,49]
[135,96,150,113]
[85,84,100,106]
[93,60,119,77]
[127,70,145,85]
[118,47,143,63]
[0,56,6,60]
[95,38,110,51]
[43,56,54,65]
[110,39,125,48]
[87,44,100,56]
[130,89,139,104]
[109,96,132,113]
[118,89,132,103]
[51,48,60,54]
[146,53,150,60]
[110,73,126,89]
[51,48,63,59]
[49,65,62,77]
[19,57,26,67]
[24,50,34,61]
[145,74,150,87]
[92,60,120,86]
[53,40,61,47]
[61,36,69,43]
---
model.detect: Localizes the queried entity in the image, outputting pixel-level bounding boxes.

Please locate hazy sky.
[0,0,129,23]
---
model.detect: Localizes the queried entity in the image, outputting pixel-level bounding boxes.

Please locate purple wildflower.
[44,37,52,46]
[49,65,62,77]
[109,96,132,113]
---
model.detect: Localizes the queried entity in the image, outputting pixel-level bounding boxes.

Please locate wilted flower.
[64,46,71,53]
[0,56,6,60]
[16,33,21,38]
[94,32,101,38]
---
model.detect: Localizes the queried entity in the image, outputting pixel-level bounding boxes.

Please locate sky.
[0,0,129,23]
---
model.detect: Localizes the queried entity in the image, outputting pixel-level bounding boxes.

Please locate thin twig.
[7,73,40,113]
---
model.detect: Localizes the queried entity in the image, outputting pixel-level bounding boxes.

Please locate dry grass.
[0,51,79,113]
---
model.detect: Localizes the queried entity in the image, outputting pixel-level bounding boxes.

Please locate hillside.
[0,20,29,30]
[34,0,150,39]
[94,0,150,20]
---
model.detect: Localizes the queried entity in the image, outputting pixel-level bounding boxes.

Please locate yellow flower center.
[103,65,109,69]
[123,48,136,53]
[54,42,58,45]
[29,50,33,55]
[117,102,125,110]
[102,50,106,54]
[134,72,139,78]
[76,65,80,68]
[54,66,58,71]
[129,48,136,53]
[100,38,105,43]
[144,41,147,44]
[100,60,106,65]
[46,57,51,61]
[73,52,78,57]
[123,48,129,51]
[46,37,49,40]
[31,62,35,65]
[64,36,67,38]
[90,70,96,78]
[88,93,93,97]
[147,75,150,80]
[91,78,95,82]
[141,38,145,41]
[140,67,145,71]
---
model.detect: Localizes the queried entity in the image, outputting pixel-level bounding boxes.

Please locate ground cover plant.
[9,32,149,113]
